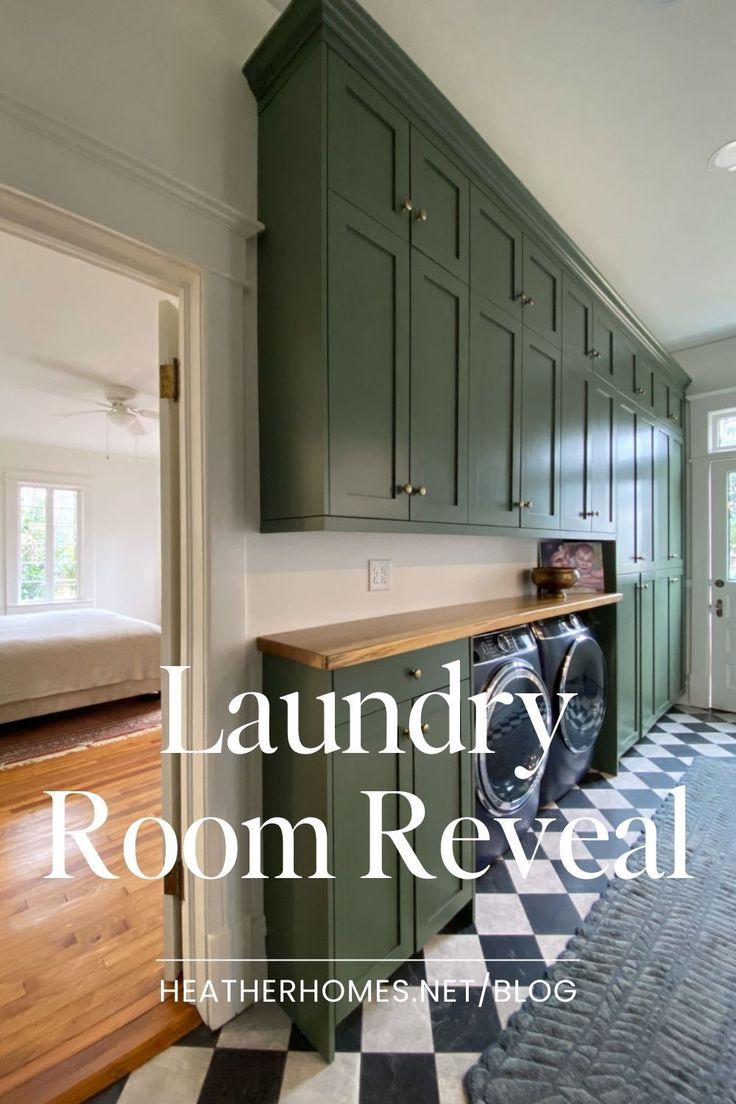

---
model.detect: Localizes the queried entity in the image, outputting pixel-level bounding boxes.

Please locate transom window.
[4,472,92,612]
[709,408,736,453]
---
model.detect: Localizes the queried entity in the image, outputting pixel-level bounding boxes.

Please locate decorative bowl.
[530,566,581,599]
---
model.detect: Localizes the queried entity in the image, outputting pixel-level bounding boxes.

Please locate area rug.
[466,760,736,1104]
[0,697,161,769]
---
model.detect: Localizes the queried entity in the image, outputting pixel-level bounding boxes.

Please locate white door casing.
[710,457,736,711]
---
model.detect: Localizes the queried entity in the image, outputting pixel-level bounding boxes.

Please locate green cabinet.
[653,426,670,568]
[560,367,615,534]
[470,187,522,320]
[562,276,594,368]
[520,332,561,528]
[635,418,655,570]
[615,402,637,571]
[411,129,469,279]
[591,308,615,383]
[668,436,684,565]
[667,572,685,701]
[410,253,468,523]
[329,194,411,520]
[615,575,639,757]
[468,294,521,526]
[262,643,473,1060]
[522,237,562,346]
[613,332,638,397]
[328,52,411,239]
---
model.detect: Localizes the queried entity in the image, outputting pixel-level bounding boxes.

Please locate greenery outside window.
[4,471,93,612]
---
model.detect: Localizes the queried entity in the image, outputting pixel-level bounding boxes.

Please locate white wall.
[0,439,160,624]
[675,336,736,396]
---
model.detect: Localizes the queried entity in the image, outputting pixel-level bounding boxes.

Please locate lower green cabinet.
[262,645,473,1060]
[614,568,684,760]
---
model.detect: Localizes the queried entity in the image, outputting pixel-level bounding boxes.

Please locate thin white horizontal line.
[158,958,579,964]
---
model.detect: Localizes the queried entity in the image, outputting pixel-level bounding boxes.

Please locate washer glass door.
[558,635,607,753]
[477,664,551,813]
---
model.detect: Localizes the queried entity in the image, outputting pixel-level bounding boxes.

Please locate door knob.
[588,349,601,359]
[715,598,724,618]
[669,413,679,422]
[635,387,645,395]
[400,198,413,213]
[421,722,430,734]
[416,209,428,222]
[408,668,422,680]
[414,485,427,496]
[400,482,414,495]
[715,579,725,588]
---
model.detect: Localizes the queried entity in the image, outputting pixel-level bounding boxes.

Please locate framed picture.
[538,540,605,593]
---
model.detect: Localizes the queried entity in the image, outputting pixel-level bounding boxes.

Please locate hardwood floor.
[0,729,198,1103]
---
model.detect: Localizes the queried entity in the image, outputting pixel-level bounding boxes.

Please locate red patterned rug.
[0,696,161,769]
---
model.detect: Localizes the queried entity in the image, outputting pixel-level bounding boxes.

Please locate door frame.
[0,184,205,1003]
[708,455,736,709]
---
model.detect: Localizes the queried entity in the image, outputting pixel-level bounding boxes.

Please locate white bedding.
[0,608,161,722]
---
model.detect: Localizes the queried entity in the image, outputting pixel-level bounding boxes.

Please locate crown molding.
[0,90,262,241]
[244,0,690,391]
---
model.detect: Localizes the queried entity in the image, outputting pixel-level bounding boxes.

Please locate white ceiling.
[269,0,736,354]
[0,230,169,458]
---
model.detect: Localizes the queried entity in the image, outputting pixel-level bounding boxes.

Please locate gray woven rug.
[466,760,736,1104]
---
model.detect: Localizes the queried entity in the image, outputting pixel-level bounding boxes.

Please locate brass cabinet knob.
[669,413,679,422]
[636,583,649,591]
[524,500,533,509]
[579,511,588,518]
[416,209,428,222]
[409,668,422,680]
[669,577,680,583]
[669,553,680,559]
[592,510,600,517]
[400,482,414,495]
[515,500,532,509]
[415,485,427,496]
[516,292,534,306]
[421,722,430,734]
[588,349,601,359]
[635,387,645,395]
[400,197,413,213]
[402,727,410,736]
[634,555,645,561]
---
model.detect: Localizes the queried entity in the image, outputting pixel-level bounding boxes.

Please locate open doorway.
[0,229,195,1100]
[709,446,736,712]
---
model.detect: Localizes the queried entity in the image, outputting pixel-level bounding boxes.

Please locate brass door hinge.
[163,858,185,899]
[160,357,180,402]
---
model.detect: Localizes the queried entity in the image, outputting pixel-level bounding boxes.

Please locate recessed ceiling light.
[709,140,736,173]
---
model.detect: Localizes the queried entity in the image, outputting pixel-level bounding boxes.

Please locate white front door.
[710,457,736,711]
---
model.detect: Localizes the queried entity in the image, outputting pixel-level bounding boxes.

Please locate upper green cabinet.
[468,295,521,527]
[328,53,411,238]
[471,188,522,320]
[410,253,469,523]
[328,194,411,520]
[668,436,684,565]
[246,2,688,535]
[410,130,469,279]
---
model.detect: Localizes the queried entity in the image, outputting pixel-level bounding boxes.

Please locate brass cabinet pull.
[416,209,428,222]
[516,292,535,307]
[592,510,600,517]
[400,197,413,213]
[414,485,427,496]
[421,722,430,734]
[669,577,680,583]
[669,553,680,559]
[409,668,422,680]
[669,413,679,422]
[636,583,649,591]
[634,387,646,395]
[588,349,601,359]
[400,482,414,495]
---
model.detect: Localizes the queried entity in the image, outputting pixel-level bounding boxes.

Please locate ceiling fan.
[55,385,158,436]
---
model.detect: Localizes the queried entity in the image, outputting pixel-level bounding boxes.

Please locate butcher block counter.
[256,591,622,671]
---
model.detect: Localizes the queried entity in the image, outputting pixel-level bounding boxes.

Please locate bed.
[0,608,161,724]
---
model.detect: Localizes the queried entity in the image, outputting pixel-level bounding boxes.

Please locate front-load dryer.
[472,626,552,866]
[533,614,607,806]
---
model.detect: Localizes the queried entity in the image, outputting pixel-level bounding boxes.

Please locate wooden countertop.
[257,591,622,671]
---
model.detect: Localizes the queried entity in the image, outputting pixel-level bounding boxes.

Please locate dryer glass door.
[558,635,607,753]
[477,664,551,814]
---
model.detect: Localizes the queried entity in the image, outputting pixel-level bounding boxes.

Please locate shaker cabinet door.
[562,277,593,368]
[668,573,685,701]
[616,403,638,573]
[668,436,684,565]
[469,294,522,527]
[635,418,655,570]
[521,238,562,346]
[616,575,640,756]
[410,253,469,524]
[410,129,469,280]
[591,308,615,383]
[471,187,523,319]
[328,195,411,520]
[587,383,616,534]
[328,53,410,237]
[560,363,589,532]
[520,332,561,529]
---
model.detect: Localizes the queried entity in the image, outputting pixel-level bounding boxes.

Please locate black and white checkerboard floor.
[90,705,736,1104]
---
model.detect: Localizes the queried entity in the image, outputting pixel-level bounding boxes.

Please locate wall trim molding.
[687,386,736,402]
[0,90,262,241]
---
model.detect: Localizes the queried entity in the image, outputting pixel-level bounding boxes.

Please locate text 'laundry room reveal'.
[44,663,690,885]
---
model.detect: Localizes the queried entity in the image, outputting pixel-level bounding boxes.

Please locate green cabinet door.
[653,427,670,568]
[591,307,615,382]
[614,332,637,397]
[667,389,684,431]
[333,710,415,1006]
[560,363,589,532]
[668,436,684,565]
[470,187,522,319]
[328,53,410,238]
[410,252,469,523]
[652,375,668,421]
[328,194,411,520]
[520,332,561,529]
[588,383,616,534]
[410,129,469,280]
[616,575,639,756]
[468,294,522,526]
[413,681,473,948]
[638,573,656,732]
[562,276,593,368]
[653,573,670,717]
[616,403,638,573]
[668,572,684,701]
[635,418,655,570]
[634,358,653,408]
[521,237,562,346]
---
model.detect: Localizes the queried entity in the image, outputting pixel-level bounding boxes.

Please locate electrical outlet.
[369,559,392,591]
